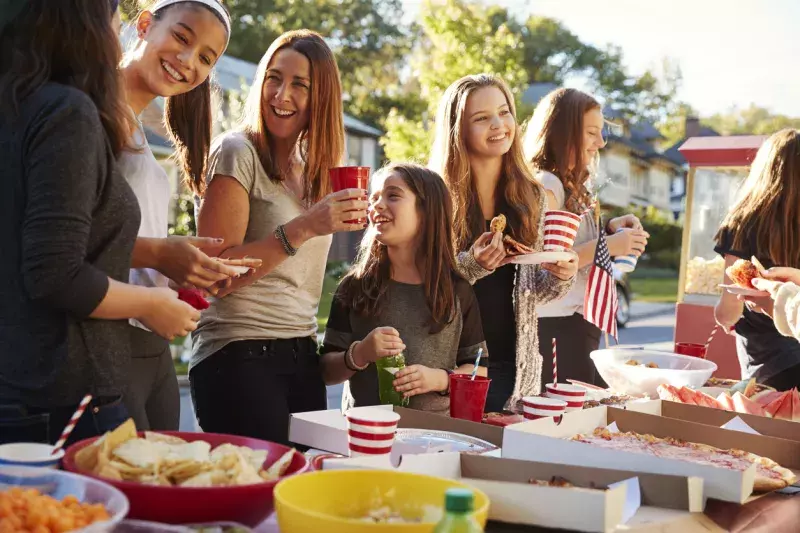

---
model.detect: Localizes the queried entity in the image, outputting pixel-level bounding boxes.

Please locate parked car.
[614,268,632,328]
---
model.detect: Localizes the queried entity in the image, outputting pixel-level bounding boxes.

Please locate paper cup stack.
[345,407,400,458]
[545,383,586,412]
[521,396,567,420]
[543,210,582,252]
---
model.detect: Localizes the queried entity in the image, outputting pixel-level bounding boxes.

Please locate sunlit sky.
[401,0,800,117]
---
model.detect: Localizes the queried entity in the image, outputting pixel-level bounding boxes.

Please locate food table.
[675,135,767,379]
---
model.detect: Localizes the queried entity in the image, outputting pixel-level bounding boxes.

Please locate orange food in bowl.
[0,487,110,533]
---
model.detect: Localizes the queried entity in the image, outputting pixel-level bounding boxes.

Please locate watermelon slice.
[751,389,785,407]
[694,389,724,409]
[676,386,699,405]
[732,392,768,417]
[792,389,800,422]
[773,392,794,421]
[764,392,790,418]
[716,392,735,411]
[657,384,683,403]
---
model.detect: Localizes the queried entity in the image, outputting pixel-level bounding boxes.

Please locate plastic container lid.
[444,488,474,513]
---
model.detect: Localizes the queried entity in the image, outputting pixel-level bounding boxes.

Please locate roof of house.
[663,125,720,166]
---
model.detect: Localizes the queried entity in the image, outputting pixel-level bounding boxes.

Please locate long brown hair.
[339,163,459,333]
[429,74,543,251]
[716,129,800,268]
[234,30,345,203]
[135,0,231,195]
[523,88,602,214]
[0,0,131,155]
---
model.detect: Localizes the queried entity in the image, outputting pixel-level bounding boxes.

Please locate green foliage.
[703,104,800,136]
[168,193,197,237]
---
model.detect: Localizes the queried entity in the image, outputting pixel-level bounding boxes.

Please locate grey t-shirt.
[321,278,488,415]
[190,131,332,370]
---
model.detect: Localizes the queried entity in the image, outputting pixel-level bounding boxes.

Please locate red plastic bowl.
[62,431,308,526]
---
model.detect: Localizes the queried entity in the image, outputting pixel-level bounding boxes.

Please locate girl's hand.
[299,189,368,238]
[738,293,775,317]
[607,214,643,233]
[393,365,447,398]
[761,267,800,286]
[542,252,579,281]
[352,327,406,367]
[157,236,249,293]
[607,228,649,257]
[137,287,201,341]
[471,231,506,271]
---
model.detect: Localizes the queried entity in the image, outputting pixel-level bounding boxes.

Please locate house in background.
[521,83,683,219]
[138,53,383,263]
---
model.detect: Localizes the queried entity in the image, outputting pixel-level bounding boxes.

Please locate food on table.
[528,476,575,488]
[73,419,295,487]
[704,377,775,396]
[624,360,659,368]
[582,395,632,409]
[360,506,422,524]
[658,383,800,422]
[726,259,760,288]
[489,214,534,256]
[685,256,725,295]
[570,428,796,492]
[482,412,524,427]
[190,527,251,533]
[0,487,110,533]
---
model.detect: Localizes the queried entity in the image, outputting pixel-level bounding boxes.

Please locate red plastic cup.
[330,166,370,224]
[543,210,582,252]
[449,374,491,422]
[521,396,567,420]
[674,342,707,359]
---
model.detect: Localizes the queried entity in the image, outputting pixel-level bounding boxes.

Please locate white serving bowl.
[0,442,63,468]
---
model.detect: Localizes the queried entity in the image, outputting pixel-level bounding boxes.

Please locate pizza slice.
[529,476,575,488]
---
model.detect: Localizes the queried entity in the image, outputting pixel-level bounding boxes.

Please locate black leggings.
[538,313,605,387]
[189,337,326,446]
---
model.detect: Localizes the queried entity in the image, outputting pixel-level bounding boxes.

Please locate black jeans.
[763,364,800,391]
[485,361,517,413]
[124,327,180,431]
[0,396,130,446]
[189,337,326,446]
[538,313,605,387]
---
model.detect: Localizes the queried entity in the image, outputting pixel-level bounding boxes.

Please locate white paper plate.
[227,265,252,276]
[510,251,573,265]
[718,284,769,297]
[394,429,497,454]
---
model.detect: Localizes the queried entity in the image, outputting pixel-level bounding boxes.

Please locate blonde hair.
[240,30,344,203]
[429,73,543,251]
[716,129,800,267]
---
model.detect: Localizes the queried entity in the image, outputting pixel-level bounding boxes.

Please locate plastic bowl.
[591,348,718,397]
[274,469,489,533]
[0,442,64,468]
[62,432,308,526]
[0,465,129,532]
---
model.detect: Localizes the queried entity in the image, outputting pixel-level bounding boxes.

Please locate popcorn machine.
[674,135,767,379]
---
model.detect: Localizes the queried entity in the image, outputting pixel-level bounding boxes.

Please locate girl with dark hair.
[0,0,199,445]
[189,30,367,445]
[118,0,260,431]
[320,164,488,414]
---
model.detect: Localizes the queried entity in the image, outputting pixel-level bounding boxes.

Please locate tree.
[703,104,800,136]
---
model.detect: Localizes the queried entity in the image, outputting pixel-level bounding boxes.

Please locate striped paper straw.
[704,325,720,353]
[52,394,92,454]
[552,338,558,385]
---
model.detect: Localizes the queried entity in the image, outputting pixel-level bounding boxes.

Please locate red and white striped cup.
[521,396,567,420]
[545,383,586,412]
[543,210,582,252]
[345,407,401,457]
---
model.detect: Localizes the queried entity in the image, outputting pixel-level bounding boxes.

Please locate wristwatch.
[438,369,455,396]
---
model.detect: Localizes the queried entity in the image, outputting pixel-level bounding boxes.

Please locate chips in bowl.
[73,420,295,488]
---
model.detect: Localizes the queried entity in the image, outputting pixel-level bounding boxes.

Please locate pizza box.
[500,405,783,503]
[628,399,800,442]
[288,406,503,456]
[322,451,703,532]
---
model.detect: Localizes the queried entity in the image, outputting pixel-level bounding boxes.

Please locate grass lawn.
[629,277,679,303]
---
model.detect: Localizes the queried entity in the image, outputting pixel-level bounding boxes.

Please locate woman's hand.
[607,228,649,257]
[137,287,201,341]
[761,267,800,286]
[542,251,579,281]
[352,327,406,367]
[607,214,643,233]
[393,365,448,398]
[471,231,506,271]
[298,188,368,239]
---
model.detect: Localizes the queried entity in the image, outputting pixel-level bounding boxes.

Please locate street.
[179,302,675,430]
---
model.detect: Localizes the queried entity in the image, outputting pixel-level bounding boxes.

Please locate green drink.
[433,489,484,533]
[375,353,409,407]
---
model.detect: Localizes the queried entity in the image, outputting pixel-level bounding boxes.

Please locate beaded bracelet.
[274,224,298,256]
[344,341,367,372]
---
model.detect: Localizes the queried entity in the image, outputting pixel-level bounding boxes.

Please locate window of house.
[346,135,363,166]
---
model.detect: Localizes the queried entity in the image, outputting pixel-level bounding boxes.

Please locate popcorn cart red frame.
[674,135,767,379]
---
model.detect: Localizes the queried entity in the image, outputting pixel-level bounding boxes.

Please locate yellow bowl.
[274,469,490,532]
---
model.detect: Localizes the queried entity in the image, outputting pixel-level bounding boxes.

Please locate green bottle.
[375,353,409,407]
[433,488,484,533]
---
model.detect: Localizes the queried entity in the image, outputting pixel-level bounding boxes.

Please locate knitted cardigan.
[457,193,574,409]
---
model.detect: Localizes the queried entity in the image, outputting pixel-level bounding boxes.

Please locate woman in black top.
[714,129,800,390]
[0,0,200,445]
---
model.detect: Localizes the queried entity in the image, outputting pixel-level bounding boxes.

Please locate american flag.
[584,222,618,338]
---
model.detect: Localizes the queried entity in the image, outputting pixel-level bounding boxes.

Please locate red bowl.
[62,431,308,526]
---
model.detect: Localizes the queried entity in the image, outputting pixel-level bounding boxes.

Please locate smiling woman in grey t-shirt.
[188,31,368,445]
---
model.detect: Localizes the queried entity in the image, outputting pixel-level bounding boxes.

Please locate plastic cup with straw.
[51,393,93,455]
[470,347,483,380]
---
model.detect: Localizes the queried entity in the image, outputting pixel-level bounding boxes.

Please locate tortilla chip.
[211,444,267,472]
[112,439,164,469]
[161,460,208,482]
[96,464,123,481]
[74,441,100,472]
[163,441,211,464]
[106,419,137,449]
[262,449,295,480]
[145,432,187,445]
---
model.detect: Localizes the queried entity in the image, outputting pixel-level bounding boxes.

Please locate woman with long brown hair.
[523,88,648,386]
[430,74,578,412]
[189,30,367,444]
[715,129,800,390]
[320,163,488,414]
[118,0,262,432]
[0,0,199,445]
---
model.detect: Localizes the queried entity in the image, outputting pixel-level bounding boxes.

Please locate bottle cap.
[444,488,474,513]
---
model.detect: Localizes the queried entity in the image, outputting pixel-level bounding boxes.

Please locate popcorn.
[685,256,725,295]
